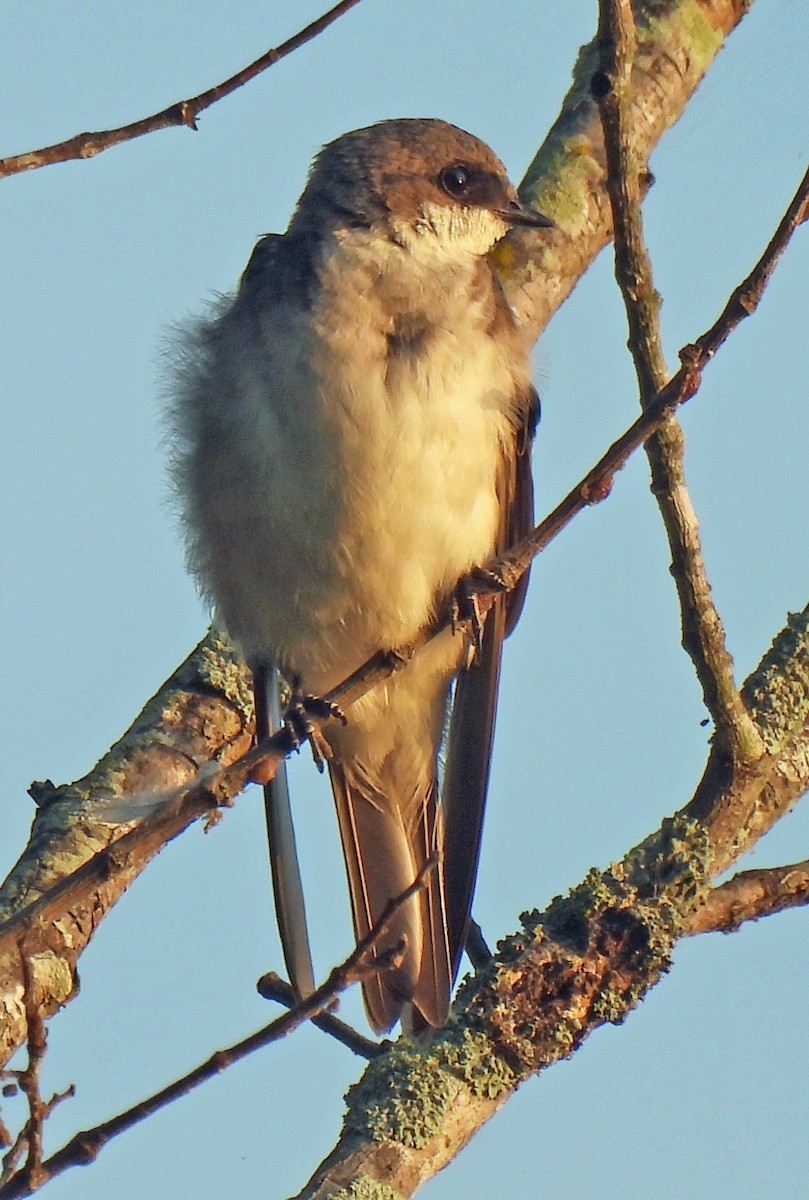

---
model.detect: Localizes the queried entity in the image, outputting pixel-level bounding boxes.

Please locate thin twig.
[0,0,364,178]
[0,951,74,1191]
[685,163,809,361]
[687,860,809,935]
[594,0,766,764]
[0,862,434,1199]
[256,972,384,1059]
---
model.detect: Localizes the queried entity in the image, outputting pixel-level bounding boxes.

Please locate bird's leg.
[283,683,347,773]
[451,566,509,655]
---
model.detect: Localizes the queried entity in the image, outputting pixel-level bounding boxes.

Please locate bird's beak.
[495,199,555,229]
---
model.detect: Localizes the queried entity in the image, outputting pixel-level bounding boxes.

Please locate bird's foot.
[451,567,508,654]
[284,694,347,773]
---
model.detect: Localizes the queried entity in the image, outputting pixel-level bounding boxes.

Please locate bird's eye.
[439,163,472,198]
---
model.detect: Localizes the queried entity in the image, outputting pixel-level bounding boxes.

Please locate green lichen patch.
[345,1040,462,1149]
[743,608,809,751]
[329,1179,401,1200]
[344,1024,517,1151]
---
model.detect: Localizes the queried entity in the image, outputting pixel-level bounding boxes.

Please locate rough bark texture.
[0,634,253,1065]
[498,0,753,338]
[291,604,809,1200]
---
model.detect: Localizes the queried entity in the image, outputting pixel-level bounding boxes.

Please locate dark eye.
[439,163,472,198]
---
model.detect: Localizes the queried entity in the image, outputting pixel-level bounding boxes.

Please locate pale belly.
[204,341,510,694]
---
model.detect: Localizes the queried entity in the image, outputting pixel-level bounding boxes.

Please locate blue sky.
[3,3,809,1198]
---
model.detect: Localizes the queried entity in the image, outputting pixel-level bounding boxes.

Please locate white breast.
[187,230,523,693]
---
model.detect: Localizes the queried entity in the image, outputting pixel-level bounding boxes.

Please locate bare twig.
[0,355,696,968]
[0,951,74,1191]
[0,863,434,1198]
[256,972,384,1060]
[687,860,809,935]
[287,145,809,1191]
[167,363,702,794]
[292,634,809,1200]
[594,0,766,764]
[501,0,751,339]
[685,163,809,358]
[0,0,364,178]
[0,780,223,962]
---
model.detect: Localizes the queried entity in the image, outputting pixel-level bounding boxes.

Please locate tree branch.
[0,952,74,1192]
[0,277,764,1059]
[687,861,809,935]
[687,604,809,871]
[0,0,364,178]
[0,864,432,1199]
[593,0,766,764]
[290,603,809,1199]
[256,973,383,1060]
[497,0,752,339]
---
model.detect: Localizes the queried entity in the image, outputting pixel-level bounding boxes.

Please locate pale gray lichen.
[743,608,809,752]
[197,628,254,713]
[345,1040,464,1149]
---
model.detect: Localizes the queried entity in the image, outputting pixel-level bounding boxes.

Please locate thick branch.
[497,0,752,338]
[687,605,809,871]
[0,634,254,1064]
[291,602,809,1199]
[0,332,718,1058]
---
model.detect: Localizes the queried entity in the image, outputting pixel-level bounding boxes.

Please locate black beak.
[495,198,555,229]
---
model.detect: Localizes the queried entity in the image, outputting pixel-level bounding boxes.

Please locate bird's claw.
[284,694,347,773]
[451,567,508,654]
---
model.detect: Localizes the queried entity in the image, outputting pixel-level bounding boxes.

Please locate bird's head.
[289,118,552,259]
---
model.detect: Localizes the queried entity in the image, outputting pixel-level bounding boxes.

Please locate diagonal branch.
[256,972,383,1060]
[0,2,782,1080]
[497,0,752,338]
[0,0,364,178]
[290,600,809,1200]
[0,0,774,1081]
[0,863,432,1199]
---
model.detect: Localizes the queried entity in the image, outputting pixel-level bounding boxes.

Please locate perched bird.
[169,118,551,1033]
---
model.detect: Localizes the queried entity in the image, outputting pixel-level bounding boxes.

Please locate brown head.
[288,118,552,255]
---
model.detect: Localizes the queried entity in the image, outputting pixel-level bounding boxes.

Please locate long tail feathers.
[329,762,451,1034]
[254,664,316,1001]
[255,596,509,1031]
[441,597,507,982]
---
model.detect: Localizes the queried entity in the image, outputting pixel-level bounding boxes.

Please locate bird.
[168,118,552,1034]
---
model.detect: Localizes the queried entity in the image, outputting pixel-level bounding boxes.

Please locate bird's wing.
[441,384,538,982]
[240,235,323,1001]
[253,662,316,1001]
